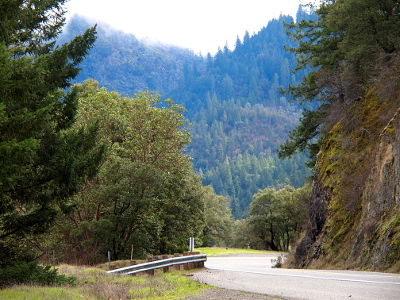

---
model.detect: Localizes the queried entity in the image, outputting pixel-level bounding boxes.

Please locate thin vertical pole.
[189,237,194,252]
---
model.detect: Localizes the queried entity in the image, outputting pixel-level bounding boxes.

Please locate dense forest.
[61,9,314,218]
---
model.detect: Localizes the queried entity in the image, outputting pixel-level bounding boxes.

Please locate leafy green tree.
[247,185,310,251]
[49,80,204,263]
[0,1,103,268]
[231,219,253,249]
[200,186,234,247]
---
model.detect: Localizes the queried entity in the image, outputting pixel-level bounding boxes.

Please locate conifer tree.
[0,0,104,267]
[279,0,400,164]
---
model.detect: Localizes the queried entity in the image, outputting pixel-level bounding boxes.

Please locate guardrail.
[107,253,207,276]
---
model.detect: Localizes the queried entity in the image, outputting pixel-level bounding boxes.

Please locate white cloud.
[66,0,306,54]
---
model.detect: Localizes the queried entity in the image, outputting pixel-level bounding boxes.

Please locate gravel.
[183,269,285,300]
[182,288,283,299]
[181,253,285,300]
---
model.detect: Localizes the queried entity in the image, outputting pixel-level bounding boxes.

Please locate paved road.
[191,256,400,300]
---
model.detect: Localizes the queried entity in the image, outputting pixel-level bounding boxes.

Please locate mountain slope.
[62,12,312,218]
[61,15,202,96]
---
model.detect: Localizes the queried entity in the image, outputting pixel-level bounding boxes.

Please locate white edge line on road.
[206,267,400,286]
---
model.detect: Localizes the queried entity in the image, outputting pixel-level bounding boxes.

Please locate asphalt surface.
[191,255,400,300]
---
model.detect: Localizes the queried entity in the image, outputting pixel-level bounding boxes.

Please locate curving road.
[191,255,400,300]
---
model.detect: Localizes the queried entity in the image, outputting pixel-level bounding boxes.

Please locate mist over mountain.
[60,15,201,96]
[62,7,312,218]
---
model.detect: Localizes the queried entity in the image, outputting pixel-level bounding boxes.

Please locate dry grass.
[0,264,209,300]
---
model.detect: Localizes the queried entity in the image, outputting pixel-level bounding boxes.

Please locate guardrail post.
[128,260,136,276]
[190,252,201,268]
[182,252,190,270]
[162,255,169,272]
[147,257,155,276]
[174,253,181,270]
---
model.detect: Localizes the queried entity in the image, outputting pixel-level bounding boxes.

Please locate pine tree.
[279,0,400,165]
[0,0,104,268]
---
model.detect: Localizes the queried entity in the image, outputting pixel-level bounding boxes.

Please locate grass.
[0,248,280,299]
[0,264,210,300]
[0,286,82,300]
[197,246,281,256]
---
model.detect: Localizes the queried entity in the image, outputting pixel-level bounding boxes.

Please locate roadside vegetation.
[0,247,285,299]
[0,264,211,300]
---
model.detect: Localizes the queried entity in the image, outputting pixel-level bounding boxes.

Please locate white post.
[189,237,194,252]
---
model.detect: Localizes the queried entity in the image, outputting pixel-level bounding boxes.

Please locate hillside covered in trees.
[62,8,314,218]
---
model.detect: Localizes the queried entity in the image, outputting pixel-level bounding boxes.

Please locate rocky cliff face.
[350,109,400,271]
[289,93,400,272]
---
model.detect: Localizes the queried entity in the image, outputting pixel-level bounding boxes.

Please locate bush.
[271,256,283,268]
[0,261,76,288]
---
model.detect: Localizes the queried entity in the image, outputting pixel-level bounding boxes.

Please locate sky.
[66,0,308,55]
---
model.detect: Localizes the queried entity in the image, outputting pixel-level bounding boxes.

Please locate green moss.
[388,232,400,263]
[381,108,400,137]
[314,89,397,269]
[379,214,400,236]
[340,249,350,261]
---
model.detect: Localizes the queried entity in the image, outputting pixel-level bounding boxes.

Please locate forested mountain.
[61,7,313,218]
[168,9,312,114]
[188,99,308,218]
[172,10,314,217]
[60,15,202,97]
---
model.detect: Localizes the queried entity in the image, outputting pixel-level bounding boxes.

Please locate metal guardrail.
[106,253,207,275]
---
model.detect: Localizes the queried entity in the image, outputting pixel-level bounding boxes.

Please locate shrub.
[0,261,76,288]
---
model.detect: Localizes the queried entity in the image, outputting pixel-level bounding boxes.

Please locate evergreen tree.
[279,0,400,164]
[0,1,103,269]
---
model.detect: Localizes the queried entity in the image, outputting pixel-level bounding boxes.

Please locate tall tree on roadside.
[0,1,103,267]
[48,80,205,263]
[278,0,400,165]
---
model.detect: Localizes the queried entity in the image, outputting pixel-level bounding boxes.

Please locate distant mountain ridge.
[61,15,202,96]
[62,8,312,218]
